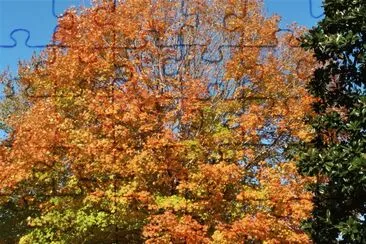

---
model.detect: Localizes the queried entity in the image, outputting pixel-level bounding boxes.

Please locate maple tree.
[0,0,315,242]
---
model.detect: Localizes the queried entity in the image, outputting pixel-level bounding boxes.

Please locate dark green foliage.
[299,0,366,242]
[0,199,39,243]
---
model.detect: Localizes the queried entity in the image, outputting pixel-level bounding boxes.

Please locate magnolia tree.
[0,0,315,242]
[299,0,366,242]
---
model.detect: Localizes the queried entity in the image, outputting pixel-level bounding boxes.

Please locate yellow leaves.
[236,186,267,202]
[154,195,194,212]
[180,140,207,170]
[294,126,315,142]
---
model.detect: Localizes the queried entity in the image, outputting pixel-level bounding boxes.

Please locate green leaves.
[298,0,366,242]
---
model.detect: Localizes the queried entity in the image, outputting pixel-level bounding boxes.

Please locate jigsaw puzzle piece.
[0,0,57,48]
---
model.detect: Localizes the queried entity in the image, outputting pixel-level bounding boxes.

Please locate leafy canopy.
[299,0,366,242]
[1,0,315,243]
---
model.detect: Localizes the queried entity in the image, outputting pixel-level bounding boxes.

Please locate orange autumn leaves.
[1,0,315,243]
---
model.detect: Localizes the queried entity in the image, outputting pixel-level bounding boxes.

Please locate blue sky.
[0,0,323,74]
